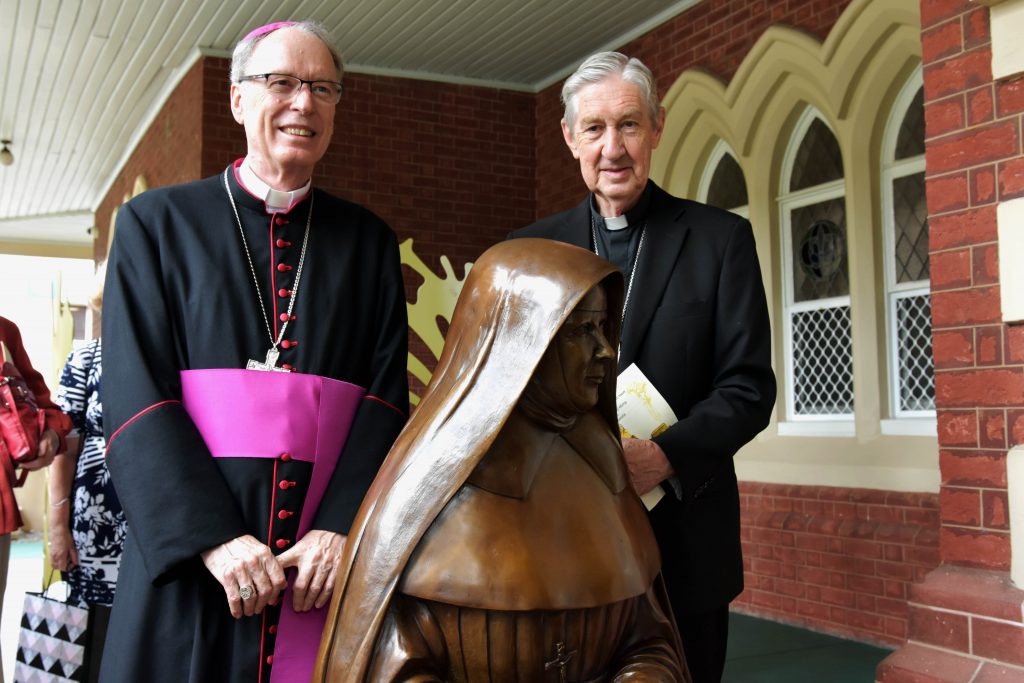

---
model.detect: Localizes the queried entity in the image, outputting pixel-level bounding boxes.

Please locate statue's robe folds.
[314,238,689,683]
[369,411,685,682]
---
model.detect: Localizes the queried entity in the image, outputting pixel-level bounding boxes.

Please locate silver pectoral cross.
[246,347,290,372]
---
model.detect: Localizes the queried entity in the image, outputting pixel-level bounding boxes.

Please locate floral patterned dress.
[56,339,126,605]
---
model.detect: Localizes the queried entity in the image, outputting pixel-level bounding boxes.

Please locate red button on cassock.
[281,339,297,349]
[279,313,296,322]
[266,655,274,665]
[276,239,292,248]
[281,364,294,371]
[277,263,292,272]
[278,480,295,490]
[280,452,292,462]
[277,288,291,298]
[275,539,291,549]
[268,625,278,635]
[277,509,293,519]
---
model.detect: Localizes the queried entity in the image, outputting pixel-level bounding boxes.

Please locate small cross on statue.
[544,641,577,682]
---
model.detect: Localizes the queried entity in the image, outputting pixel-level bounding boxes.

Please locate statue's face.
[533,285,614,412]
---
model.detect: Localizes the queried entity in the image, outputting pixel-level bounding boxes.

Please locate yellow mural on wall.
[399,238,471,406]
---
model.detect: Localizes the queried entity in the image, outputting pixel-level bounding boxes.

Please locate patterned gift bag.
[13,589,89,683]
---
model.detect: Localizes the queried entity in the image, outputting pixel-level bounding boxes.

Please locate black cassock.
[101,165,409,683]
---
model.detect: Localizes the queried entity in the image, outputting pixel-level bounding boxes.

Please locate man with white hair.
[102,21,408,683]
[512,51,776,682]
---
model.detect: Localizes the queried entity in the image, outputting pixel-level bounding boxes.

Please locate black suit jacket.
[511,182,776,614]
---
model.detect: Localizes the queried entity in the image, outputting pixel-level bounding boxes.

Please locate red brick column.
[877,1,1024,680]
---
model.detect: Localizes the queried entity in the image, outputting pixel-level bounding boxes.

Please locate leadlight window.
[781,110,853,421]
[895,88,925,160]
[790,198,849,302]
[892,173,929,283]
[884,78,933,417]
[789,118,844,191]
[706,152,748,212]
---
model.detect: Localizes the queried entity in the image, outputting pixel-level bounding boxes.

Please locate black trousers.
[676,606,730,683]
[86,603,112,683]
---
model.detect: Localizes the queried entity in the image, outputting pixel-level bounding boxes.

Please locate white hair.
[230,20,343,83]
[561,51,659,131]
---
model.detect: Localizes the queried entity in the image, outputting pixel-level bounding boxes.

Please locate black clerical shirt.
[590,183,653,278]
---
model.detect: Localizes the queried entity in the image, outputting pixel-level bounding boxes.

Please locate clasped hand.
[20,429,60,472]
[200,530,345,619]
[622,437,674,496]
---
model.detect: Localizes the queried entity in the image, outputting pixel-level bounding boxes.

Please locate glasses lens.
[250,75,341,103]
[265,74,301,96]
[310,81,342,103]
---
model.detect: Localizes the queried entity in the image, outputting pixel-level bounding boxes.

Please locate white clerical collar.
[603,214,629,231]
[238,158,311,214]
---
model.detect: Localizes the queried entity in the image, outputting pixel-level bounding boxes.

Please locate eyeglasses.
[239,73,343,104]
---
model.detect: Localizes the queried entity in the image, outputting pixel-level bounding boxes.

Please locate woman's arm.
[47,434,80,571]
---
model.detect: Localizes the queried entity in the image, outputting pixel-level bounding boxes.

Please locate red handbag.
[0,357,45,470]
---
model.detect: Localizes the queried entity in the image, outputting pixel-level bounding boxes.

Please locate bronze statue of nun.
[314,239,689,682]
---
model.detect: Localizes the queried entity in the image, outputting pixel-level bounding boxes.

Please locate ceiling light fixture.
[0,140,12,166]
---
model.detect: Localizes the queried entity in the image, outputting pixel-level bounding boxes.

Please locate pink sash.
[180,368,365,683]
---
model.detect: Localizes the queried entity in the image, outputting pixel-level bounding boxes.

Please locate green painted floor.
[724,613,892,682]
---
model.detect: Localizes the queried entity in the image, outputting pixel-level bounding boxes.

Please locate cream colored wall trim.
[1009,446,1024,587]
[989,0,1024,79]
[998,198,1024,322]
[736,431,940,492]
[652,0,935,491]
[0,241,93,259]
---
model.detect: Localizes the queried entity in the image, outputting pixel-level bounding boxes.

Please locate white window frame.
[778,108,853,433]
[880,67,934,432]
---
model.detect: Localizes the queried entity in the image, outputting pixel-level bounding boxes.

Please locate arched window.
[698,140,748,216]
[779,109,852,427]
[882,72,932,424]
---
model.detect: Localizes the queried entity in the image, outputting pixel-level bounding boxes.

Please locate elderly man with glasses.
[101,21,408,683]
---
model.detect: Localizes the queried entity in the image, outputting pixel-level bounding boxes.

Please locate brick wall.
[199,57,536,273]
[876,2,1024,678]
[94,61,205,257]
[922,0,1024,571]
[735,483,940,646]
[534,0,856,217]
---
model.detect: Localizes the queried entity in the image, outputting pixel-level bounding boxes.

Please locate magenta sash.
[180,368,365,683]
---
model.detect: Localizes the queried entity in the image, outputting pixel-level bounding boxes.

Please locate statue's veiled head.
[520,284,614,430]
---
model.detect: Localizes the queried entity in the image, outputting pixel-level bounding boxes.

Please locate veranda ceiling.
[0,0,699,246]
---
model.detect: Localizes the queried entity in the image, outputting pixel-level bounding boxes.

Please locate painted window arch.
[698,139,748,217]
[881,70,933,420]
[779,108,853,423]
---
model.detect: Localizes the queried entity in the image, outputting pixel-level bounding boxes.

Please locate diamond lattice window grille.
[792,305,854,416]
[706,153,748,211]
[893,172,929,283]
[895,293,935,412]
